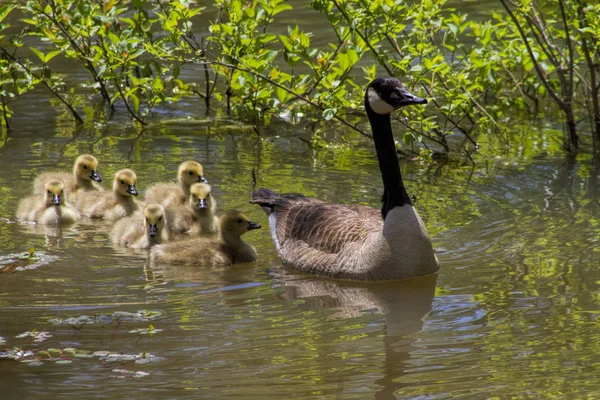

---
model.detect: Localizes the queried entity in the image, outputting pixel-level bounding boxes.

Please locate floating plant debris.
[0,346,163,367]
[111,369,151,378]
[15,330,52,343]
[0,249,58,272]
[47,309,163,326]
[128,324,162,335]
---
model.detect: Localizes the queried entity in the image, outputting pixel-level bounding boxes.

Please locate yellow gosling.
[76,169,140,220]
[111,204,169,248]
[33,154,103,196]
[145,161,207,209]
[150,210,261,266]
[167,183,218,233]
[17,180,80,224]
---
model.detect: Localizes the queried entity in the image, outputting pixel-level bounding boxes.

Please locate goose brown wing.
[279,203,382,254]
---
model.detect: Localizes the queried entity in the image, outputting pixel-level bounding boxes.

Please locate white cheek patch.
[367,87,395,115]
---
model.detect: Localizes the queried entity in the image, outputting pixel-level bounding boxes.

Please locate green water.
[3,1,600,398]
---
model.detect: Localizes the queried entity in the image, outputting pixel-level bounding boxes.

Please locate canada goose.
[111,204,169,248]
[167,183,219,233]
[250,77,439,280]
[17,180,80,224]
[33,154,102,196]
[76,168,140,220]
[150,210,261,266]
[145,161,208,209]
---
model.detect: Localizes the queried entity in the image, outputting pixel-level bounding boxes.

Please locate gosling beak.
[90,170,102,182]
[51,194,62,206]
[397,88,428,107]
[197,198,207,209]
[128,185,138,196]
[247,221,261,230]
[198,175,208,184]
[148,223,158,238]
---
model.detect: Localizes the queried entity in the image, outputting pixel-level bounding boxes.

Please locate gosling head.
[44,180,66,207]
[178,161,208,187]
[189,183,212,210]
[219,210,261,238]
[113,169,138,196]
[74,154,102,183]
[143,204,166,238]
[365,77,427,115]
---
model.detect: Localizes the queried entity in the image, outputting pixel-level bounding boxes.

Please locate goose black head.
[365,77,427,115]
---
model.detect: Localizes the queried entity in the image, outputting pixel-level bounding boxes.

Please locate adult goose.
[250,77,439,280]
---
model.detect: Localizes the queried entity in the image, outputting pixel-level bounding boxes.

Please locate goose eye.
[236,218,243,224]
[83,165,88,169]
[188,171,194,176]
[158,216,162,221]
[120,180,125,184]
[47,190,52,194]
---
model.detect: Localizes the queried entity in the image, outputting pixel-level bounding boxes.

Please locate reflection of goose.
[33,154,102,196]
[251,77,438,280]
[17,180,80,224]
[111,204,169,248]
[76,169,140,220]
[150,210,261,266]
[145,161,208,209]
[167,183,219,233]
[276,272,437,400]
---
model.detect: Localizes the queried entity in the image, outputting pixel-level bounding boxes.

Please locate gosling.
[145,161,208,209]
[17,180,80,224]
[150,210,261,266]
[167,183,219,233]
[33,154,102,196]
[76,169,140,220]
[111,204,169,248]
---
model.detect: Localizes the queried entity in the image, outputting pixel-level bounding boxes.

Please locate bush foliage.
[0,0,598,157]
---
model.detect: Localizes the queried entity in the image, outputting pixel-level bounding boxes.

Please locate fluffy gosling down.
[167,182,218,233]
[111,204,169,248]
[17,180,80,224]
[33,154,102,196]
[76,169,140,220]
[145,161,208,209]
[150,210,261,266]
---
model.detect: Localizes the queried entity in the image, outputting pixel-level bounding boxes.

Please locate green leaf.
[30,48,45,63]
[44,50,62,63]
[0,4,15,24]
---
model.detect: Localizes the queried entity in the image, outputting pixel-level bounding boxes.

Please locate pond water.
[2,2,600,399]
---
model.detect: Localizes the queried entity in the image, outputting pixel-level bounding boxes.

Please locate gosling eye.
[120,180,125,184]
[47,190,52,195]
[83,165,88,169]
[158,216,162,221]
[188,171,194,176]
[236,218,244,224]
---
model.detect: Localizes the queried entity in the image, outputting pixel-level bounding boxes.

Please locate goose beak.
[197,198,207,209]
[51,194,62,206]
[247,221,261,230]
[198,175,208,184]
[148,223,158,238]
[397,88,427,107]
[90,170,102,182]
[128,185,138,196]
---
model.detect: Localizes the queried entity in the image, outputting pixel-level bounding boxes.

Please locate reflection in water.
[275,271,437,399]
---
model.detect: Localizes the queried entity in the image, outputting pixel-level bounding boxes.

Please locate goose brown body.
[17,180,80,224]
[76,169,140,220]
[111,204,169,248]
[145,161,207,209]
[150,210,260,266]
[33,154,103,196]
[251,77,439,280]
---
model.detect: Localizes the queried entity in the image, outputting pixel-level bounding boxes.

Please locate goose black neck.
[366,106,412,219]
